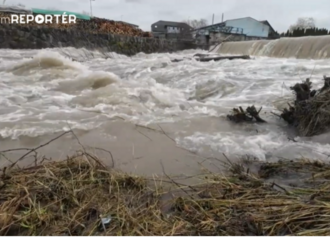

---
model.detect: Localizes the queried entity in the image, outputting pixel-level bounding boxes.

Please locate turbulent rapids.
[3,39,330,236]
[1,42,330,175]
[217,35,330,59]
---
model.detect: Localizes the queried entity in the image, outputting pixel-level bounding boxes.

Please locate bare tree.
[182,18,208,29]
[289,17,315,31]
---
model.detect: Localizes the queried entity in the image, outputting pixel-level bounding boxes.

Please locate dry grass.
[1,152,330,236]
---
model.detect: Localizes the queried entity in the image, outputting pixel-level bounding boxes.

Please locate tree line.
[280,27,329,37]
[279,17,329,37]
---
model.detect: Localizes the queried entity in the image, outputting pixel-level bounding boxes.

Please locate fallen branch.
[5,131,72,169]
[227,105,267,123]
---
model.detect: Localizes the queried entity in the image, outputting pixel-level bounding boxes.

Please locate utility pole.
[221,13,224,22]
[212,14,214,24]
[90,0,95,17]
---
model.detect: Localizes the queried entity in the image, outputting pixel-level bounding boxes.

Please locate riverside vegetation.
[1,126,330,236]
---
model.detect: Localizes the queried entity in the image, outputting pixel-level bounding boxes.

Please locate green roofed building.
[31,8,90,20]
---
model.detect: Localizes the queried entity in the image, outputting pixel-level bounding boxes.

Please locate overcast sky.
[7,0,330,32]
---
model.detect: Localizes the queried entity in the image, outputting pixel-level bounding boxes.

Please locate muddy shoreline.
[0,119,226,178]
[1,147,330,236]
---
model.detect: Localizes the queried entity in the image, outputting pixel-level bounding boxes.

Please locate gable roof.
[218,17,277,33]
[259,20,276,33]
[193,21,225,31]
[225,16,260,23]
[152,20,192,29]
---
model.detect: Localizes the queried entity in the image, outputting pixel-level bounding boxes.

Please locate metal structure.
[194,22,244,35]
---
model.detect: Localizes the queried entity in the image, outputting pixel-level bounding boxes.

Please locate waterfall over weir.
[216,35,330,59]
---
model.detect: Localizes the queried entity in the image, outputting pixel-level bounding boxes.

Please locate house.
[195,17,277,39]
[151,20,193,39]
[259,20,280,38]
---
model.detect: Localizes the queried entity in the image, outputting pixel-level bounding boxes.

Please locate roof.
[194,17,277,33]
[194,17,264,31]
[219,16,262,23]
[194,22,225,31]
[259,20,276,33]
[152,20,192,28]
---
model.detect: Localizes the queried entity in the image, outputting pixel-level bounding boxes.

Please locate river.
[1,42,330,176]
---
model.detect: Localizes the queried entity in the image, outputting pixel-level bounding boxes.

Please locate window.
[155,25,157,28]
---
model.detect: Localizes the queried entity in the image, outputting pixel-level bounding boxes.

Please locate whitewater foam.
[217,35,330,59]
[0,47,330,162]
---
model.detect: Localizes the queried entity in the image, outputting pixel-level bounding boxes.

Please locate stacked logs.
[0,12,153,37]
[86,17,152,37]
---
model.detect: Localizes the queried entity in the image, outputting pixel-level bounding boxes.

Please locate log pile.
[79,18,153,37]
[86,17,146,36]
[0,12,152,37]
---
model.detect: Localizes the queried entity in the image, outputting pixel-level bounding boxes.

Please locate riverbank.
[0,24,197,55]
[1,142,330,236]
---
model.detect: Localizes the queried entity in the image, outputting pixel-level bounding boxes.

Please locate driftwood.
[197,55,250,62]
[227,106,266,123]
[226,76,330,137]
[172,55,251,63]
[279,76,330,136]
[193,53,218,58]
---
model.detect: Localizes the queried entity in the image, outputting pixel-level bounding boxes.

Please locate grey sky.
[8,0,330,32]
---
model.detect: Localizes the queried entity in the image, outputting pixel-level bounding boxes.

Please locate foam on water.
[0,46,330,161]
[217,35,330,59]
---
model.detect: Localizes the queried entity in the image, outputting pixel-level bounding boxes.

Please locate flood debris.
[280,76,330,136]
[226,76,330,137]
[1,150,330,236]
[100,216,112,231]
[193,53,218,58]
[227,106,266,123]
[197,55,250,62]
[171,54,251,63]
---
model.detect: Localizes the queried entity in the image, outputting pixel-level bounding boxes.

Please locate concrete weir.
[216,35,330,59]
